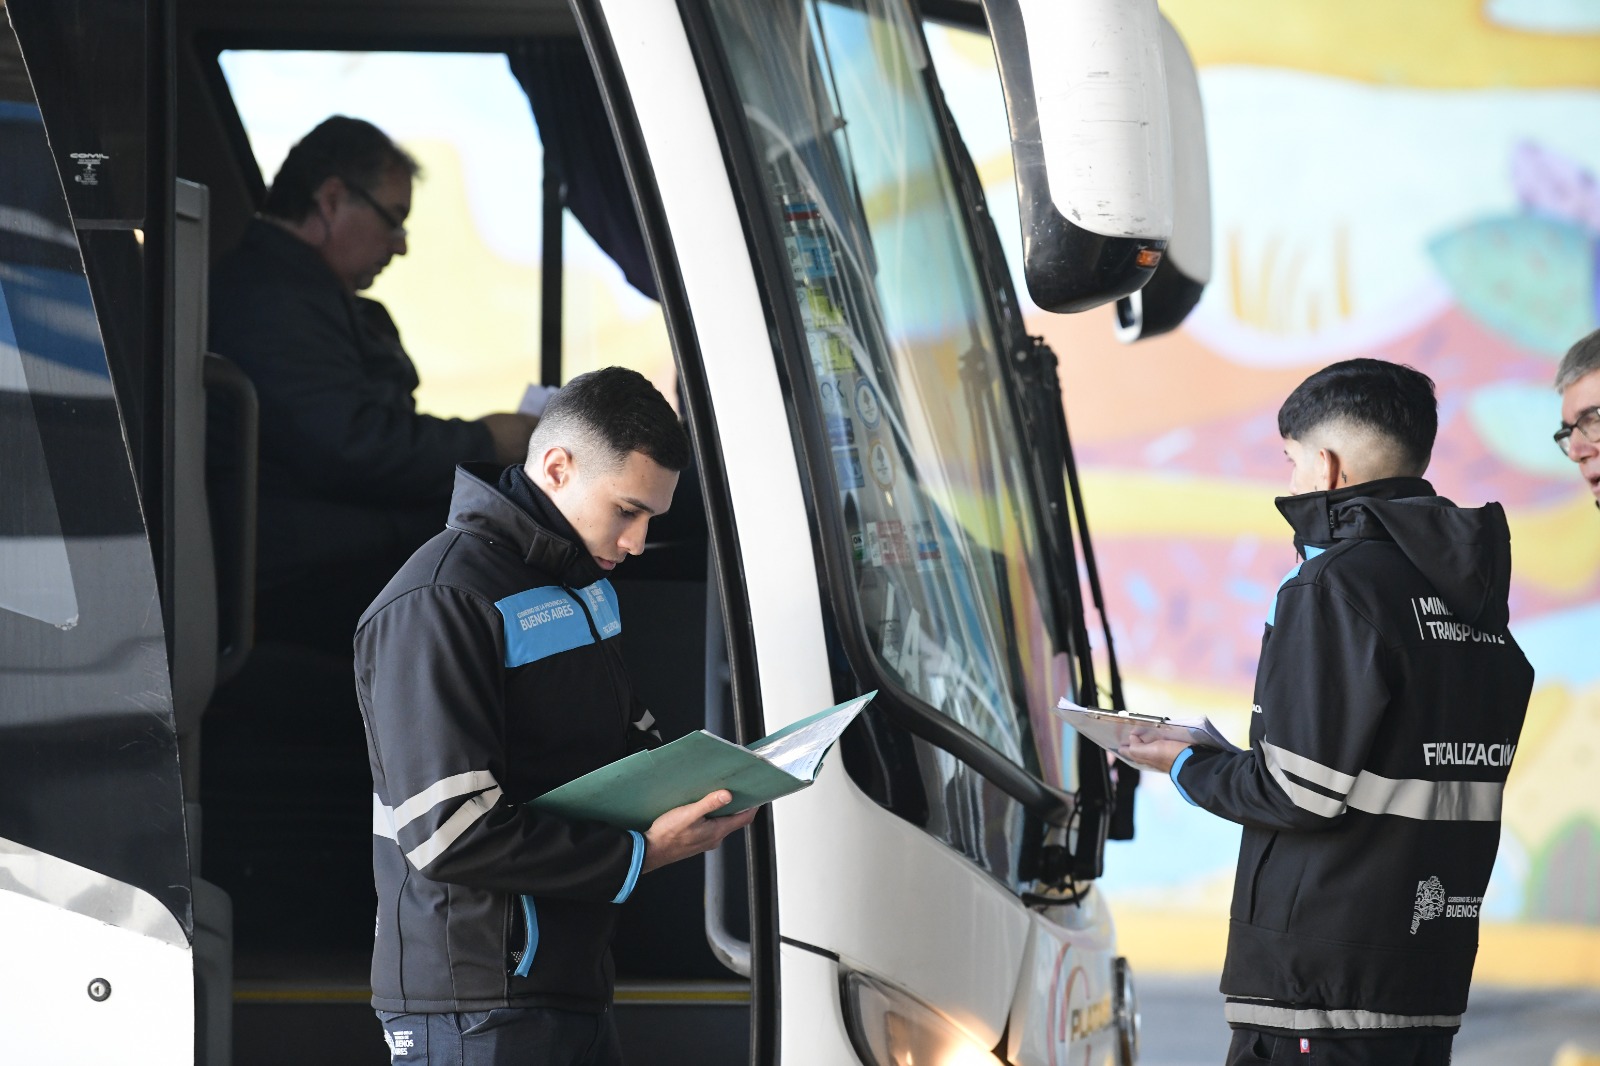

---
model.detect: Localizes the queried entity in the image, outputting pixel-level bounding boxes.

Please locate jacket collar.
[1275,476,1439,554]
[244,216,348,293]
[446,463,605,588]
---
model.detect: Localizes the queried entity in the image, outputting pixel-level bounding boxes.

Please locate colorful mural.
[929,3,1600,967]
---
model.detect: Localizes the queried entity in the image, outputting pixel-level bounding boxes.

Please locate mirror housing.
[983,0,1173,313]
[1115,14,1213,342]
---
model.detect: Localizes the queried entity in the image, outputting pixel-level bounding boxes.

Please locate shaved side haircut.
[527,367,689,473]
[1278,358,1437,478]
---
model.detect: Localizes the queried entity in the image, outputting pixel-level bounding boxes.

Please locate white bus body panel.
[594,0,836,732]
[778,944,864,1065]
[1007,895,1121,1066]
[0,843,191,1065]
[776,761,1033,1047]
[599,0,1121,1059]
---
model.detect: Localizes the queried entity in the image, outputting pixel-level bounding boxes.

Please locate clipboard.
[1054,697,1242,766]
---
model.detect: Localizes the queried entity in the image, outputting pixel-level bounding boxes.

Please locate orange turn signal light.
[1136,248,1163,269]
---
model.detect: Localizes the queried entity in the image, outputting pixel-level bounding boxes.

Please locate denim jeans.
[377,1007,623,1066]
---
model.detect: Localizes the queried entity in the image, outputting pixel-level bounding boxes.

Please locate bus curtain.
[509,38,659,302]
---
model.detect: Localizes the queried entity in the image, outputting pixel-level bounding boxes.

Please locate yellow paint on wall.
[1160,0,1600,88]
[1501,683,1600,847]
[1077,470,1285,539]
[1505,495,1600,595]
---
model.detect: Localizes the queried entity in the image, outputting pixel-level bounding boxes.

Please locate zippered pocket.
[1247,832,1278,924]
[507,894,539,978]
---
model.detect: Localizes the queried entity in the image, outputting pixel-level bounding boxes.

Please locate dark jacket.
[208,219,495,591]
[356,464,659,1013]
[1174,478,1534,1038]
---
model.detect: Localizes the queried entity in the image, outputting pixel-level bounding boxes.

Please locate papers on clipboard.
[1054,697,1242,767]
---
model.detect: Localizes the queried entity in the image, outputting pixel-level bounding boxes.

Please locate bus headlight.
[842,970,1003,1066]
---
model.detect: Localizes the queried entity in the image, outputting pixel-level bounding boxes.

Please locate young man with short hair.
[1555,329,1600,509]
[1124,358,1534,1066]
[357,367,753,1065]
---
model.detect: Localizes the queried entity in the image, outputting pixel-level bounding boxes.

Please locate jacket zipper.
[566,584,630,736]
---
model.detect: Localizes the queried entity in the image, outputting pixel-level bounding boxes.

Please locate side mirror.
[1115,14,1213,342]
[982,0,1173,314]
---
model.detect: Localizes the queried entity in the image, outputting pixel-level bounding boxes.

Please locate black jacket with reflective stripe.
[356,464,657,1013]
[1174,478,1534,1036]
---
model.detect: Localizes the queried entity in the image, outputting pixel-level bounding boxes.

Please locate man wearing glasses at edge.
[1555,329,1600,510]
[209,116,539,658]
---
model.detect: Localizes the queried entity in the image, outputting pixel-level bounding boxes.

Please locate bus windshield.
[703,0,1075,790]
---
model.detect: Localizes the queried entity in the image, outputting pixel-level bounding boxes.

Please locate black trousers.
[1226,1028,1453,1065]
[377,1008,623,1066]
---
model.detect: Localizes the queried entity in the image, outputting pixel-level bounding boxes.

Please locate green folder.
[529,692,876,830]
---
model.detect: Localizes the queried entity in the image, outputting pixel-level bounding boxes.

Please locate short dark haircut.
[1278,358,1437,474]
[529,367,690,472]
[261,116,421,222]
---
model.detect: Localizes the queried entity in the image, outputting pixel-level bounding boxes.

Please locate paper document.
[1053,697,1242,767]
[519,383,558,418]
[529,692,876,830]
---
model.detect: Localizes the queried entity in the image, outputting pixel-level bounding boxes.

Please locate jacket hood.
[1276,476,1514,630]
[446,463,605,589]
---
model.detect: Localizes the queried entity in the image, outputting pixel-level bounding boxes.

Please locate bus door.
[0,14,196,1065]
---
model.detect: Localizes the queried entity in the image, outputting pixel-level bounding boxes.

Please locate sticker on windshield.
[869,440,894,488]
[833,447,865,489]
[854,381,881,429]
[825,415,855,447]
[819,379,845,417]
[871,521,910,568]
[913,521,942,570]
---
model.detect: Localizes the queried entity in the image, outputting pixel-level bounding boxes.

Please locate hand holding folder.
[530,692,876,830]
[1053,697,1241,768]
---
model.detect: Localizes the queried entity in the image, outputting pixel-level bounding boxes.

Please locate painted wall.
[931,0,1600,981]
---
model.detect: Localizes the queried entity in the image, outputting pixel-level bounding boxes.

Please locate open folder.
[1054,697,1242,767]
[529,692,877,830]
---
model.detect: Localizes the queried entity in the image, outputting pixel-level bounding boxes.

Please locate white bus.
[0,0,1208,1062]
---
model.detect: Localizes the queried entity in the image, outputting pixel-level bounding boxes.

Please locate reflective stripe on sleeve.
[1261,741,1356,794]
[1260,742,1348,818]
[1225,1001,1461,1032]
[373,794,397,840]
[405,786,504,870]
[1346,773,1503,821]
[391,770,499,832]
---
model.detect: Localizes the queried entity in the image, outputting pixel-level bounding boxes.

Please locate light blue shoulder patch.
[1266,545,1325,627]
[494,580,623,668]
[577,579,622,640]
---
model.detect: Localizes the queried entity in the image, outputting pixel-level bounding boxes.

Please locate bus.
[0,0,1208,1061]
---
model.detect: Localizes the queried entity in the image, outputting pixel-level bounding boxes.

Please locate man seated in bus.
[358,367,753,1064]
[208,115,537,657]
[1123,359,1533,1066]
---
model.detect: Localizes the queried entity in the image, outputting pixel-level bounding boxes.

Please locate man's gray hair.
[1556,328,1600,392]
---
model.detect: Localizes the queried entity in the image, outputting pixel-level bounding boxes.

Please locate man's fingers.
[686,789,734,820]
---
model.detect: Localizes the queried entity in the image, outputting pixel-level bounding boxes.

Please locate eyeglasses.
[1554,405,1600,457]
[345,180,408,239]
